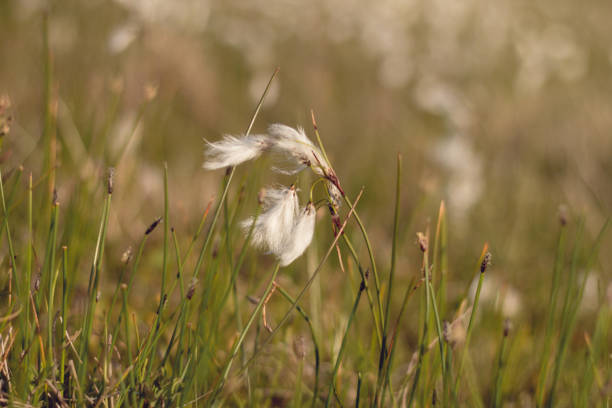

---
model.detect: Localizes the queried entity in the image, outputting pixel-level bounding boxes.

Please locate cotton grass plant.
[0,57,610,408]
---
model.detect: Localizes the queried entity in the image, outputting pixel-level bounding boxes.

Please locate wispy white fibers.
[278,202,316,266]
[241,186,299,255]
[203,134,270,170]
[267,124,331,177]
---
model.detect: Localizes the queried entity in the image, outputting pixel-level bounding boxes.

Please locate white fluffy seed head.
[278,201,316,266]
[267,124,331,177]
[241,185,299,255]
[203,134,270,170]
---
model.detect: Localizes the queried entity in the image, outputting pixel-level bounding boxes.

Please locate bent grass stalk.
[341,234,382,347]
[325,281,365,408]
[208,262,281,404]
[380,276,420,406]
[275,285,321,408]
[311,112,385,334]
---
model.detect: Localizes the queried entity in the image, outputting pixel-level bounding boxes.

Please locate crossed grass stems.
[0,64,609,407]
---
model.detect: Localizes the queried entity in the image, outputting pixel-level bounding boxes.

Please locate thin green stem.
[454,245,489,395]
[46,201,59,376]
[342,234,382,347]
[60,246,68,388]
[276,285,321,408]
[343,193,385,332]
[325,281,365,408]
[192,68,278,281]
[536,223,567,406]
[209,262,281,404]
[492,322,510,408]
[78,191,112,391]
[375,154,401,407]
[407,249,431,408]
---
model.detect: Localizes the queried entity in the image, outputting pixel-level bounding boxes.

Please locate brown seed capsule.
[481,252,492,273]
[144,83,158,101]
[107,168,115,194]
[121,247,133,264]
[442,321,451,344]
[186,278,198,300]
[293,336,306,360]
[145,217,162,235]
[257,188,266,205]
[503,318,511,337]
[0,95,12,137]
[416,232,428,253]
[558,204,568,226]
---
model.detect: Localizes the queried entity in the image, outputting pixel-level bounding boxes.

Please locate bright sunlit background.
[1,0,611,404]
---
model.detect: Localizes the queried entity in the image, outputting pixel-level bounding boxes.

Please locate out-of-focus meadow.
[1,0,611,406]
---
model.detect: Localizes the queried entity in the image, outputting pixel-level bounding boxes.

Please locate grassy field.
[1,1,611,407]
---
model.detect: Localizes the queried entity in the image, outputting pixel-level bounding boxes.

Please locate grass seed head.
[0,95,12,137]
[558,204,568,226]
[416,232,428,252]
[481,252,492,273]
[293,336,306,360]
[145,217,162,235]
[121,247,133,264]
[107,167,115,194]
[503,318,511,337]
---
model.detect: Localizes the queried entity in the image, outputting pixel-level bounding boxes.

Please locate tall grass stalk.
[311,112,385,333]
[60,246,68,388]
[433,201,448,316]
[0,170,19,301]
[407,233,432,408]
[375,153,401,406]
[546,218,609,407]
[453,244,489,396]
[492,319,510,408]
[45,199,59,376]
[77,179,112,391]
[191,67,278,282]
[536,220,568,406]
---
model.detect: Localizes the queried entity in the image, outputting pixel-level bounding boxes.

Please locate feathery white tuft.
[267,124,331,177]
[203,134,269,170]
[278,202,316,266]
[241,186,299,255]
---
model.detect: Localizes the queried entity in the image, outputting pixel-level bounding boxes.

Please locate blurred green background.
[1,0,611,402]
